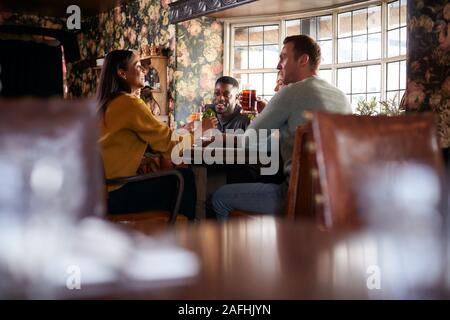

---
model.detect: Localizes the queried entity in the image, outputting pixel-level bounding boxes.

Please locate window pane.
[249,26,263,46]
[352,35,367,61]
[241,74,249,89]
[367,65,381,92]
[319,69,332,84]
[352,94,366,112]
[233,73,241,86]
[368,33,381,60]
[231,2,409,106]
[301,17,317,38]
[388,1,400,30]
[387,29,400,57]
[400,0,407,26]
[353,9,367,36]
[400,60,406,90]
[234,47,248,69]
[249,73,263,94]
[337,68,351,94]
[263,72,277,95]
[318,15,332,40]
[338,37,351,63]
[399,90,405,106]
[367,92,381,112]
[338,12,352,37]
[264,25,279,44]
[386,90,400,106]
[368,5,381,33]
[234,73,248,90]
[286,19,300,36]
[319,40,332,65]
[234,27,248,46]
[400,27,407,55]
[248,46,263,69]
[352,66,367,93]
[263,45,279,68]
[387,61,400,91]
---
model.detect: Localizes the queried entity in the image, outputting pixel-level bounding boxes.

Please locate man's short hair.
[215,76,239,89]
[283,35,321,71]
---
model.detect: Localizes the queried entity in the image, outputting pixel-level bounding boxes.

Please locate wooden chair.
[310,112,446,229]
[284,123,324,224]
[104,170,188,228]
[230,122,324,223]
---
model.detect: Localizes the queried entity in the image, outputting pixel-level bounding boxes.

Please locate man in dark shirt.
[205,76,250,132]
[205,76,283,186]
[203,77,283,218]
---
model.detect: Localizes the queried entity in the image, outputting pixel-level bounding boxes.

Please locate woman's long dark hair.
[96,50,134,116]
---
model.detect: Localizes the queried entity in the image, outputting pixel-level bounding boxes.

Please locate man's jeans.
[212,182,285,220]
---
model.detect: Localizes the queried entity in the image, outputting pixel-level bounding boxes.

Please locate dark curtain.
[0,40,63,97]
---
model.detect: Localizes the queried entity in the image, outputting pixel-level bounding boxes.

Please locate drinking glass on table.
[189,106,203,132]
[185,106,218,147]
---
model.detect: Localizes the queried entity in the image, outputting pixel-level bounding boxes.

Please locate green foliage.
[247,113,257,121]
[355,94,405,117]
[379,94,405,116]
[355,97,378,116]
[203,108,217,118]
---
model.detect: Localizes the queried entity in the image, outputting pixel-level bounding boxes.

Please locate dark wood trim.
[168,0,257,24]
[0,25,80,62]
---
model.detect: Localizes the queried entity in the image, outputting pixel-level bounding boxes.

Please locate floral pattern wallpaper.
[0,0,223,122]
[407,0,450,148]
[72,0,176,98]
[175,17,223,123]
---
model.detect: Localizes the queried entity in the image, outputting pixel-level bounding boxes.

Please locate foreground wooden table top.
[61,215,450,300]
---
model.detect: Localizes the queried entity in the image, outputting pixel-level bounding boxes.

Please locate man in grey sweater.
[212,35,352,220]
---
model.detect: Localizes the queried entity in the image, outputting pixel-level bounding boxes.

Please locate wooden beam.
[168,0,258,24]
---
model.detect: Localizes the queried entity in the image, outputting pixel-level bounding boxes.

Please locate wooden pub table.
[181,145,263,220]
[63,216,450,299]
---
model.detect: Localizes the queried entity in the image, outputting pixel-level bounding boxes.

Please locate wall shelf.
[140,55,168,117]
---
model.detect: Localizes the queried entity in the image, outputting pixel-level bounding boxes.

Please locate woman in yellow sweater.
[97,50,215,219]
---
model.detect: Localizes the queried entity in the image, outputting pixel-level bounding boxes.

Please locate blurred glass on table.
[0,99,199,299]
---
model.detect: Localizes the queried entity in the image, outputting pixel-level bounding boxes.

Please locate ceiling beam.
[169,0,258,24]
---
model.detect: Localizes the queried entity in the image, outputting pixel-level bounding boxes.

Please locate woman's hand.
[182,115,218,136]
[180,121,195,133]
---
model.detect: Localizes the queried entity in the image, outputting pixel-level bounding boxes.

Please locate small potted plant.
[379,94,405,116]
[355,96,378,116]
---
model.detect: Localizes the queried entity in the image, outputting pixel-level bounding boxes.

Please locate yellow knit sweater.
[99,93,186,192]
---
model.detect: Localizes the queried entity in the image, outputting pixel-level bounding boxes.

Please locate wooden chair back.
[311,112,446,229]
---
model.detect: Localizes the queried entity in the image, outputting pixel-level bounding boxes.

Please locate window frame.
[223,0,407,107]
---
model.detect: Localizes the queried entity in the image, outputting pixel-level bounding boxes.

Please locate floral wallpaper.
[0,0,224,122]
[175,17,223,123]
[68,0,176,98]
[406,0,450,148]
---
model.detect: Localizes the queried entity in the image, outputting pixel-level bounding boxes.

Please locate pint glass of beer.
[241,84,257,113]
